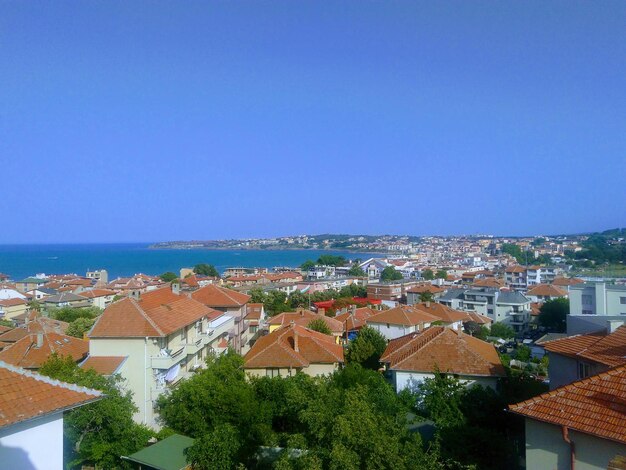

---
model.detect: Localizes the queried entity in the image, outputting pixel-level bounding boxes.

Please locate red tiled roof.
[268,309,343,334]
[505,265,526,273]
[78,289,116,299]
[245,303,264,321]
[509,364,626,444]
[191,285,250,307]
[406,284,445,294]
[367,305,439,327]
[80,356,127,375]
[473,278,504,288]
[527,284,568,297]
[543,326,626,368]
[552,277,584,287]
[0,298,27,307]
[381,326,505,377]
[334,307,376,332]
[0,361,101,429]
[90,287,220,338]
[0,332,88,369]
[244,324,344,369]
[412,302,468,324]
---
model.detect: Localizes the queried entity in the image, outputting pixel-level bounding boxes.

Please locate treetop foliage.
[194,263,220,277]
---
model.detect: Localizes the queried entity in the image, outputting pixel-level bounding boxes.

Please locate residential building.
[334,306,376,340]
[526,265,560,286]
[0,298,28,320]
[78,288,117,309]
[366,280,421,306]
[15,276,48,294]
[366,305,438,340]
[25,287,58,301]
[504,265,527,290]
[405,284,445,305]
[0,361,101,470]
[241,303,266,354]
[568,282,626,334]
[191,284,251,353]
[42,292,90,310]
[526,284,568,303]
[268,309,343,342]
[122,433,194,470]
[542,324,626,390]
[243,323,344,378]
[0,287,26,300]
[86,269,108,284]
[509,365,626,470]
[88,284,234,428]
[380,326,505,392]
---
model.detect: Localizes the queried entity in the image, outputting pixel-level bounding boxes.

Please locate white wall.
[393,371,498,393]
[368,322,417,340]
[0,412,63,470]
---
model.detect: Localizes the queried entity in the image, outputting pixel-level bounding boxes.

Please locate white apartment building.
[567,282,626,335]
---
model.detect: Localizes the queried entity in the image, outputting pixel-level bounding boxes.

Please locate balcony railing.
[150,346,186,369]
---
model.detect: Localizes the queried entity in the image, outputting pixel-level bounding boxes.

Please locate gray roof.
[36,288,58,295]
[43,292,88,303]
[438,289,466,301]
[496,291,530,304]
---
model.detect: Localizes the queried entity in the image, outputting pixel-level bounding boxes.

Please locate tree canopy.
[421,269,434,281]
[538,297,569,332]
[348,264,366,277]
[50,306,101,323]
[381,266,403,282]
[306,318,332,335]
[159,272,178,282]
[435,269,447,280]
[194,263,220,277]
[316,255,347,267]
[345,326,387,370]
[489,322,515,339]
[66,317,96,338]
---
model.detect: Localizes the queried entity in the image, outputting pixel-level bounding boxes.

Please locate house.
[241,303,266,354]
[366,280,421,306]
[567,282,626,335]
[405,284,445,305]
[412,302,469,330]
[78,288,117,309]
[0,286,26,301]
[526,266,560,286]
[526,284,568,303]
[88,284,234,428]
[244,323,344,378]
[267,309,343,342]
[504,265,527,290]
[380,326,505,392]
[542,324,626,390]
[0,327,88,370]
[25,287,58,301]
[366,305,439,340]
[191,284,251,353]
[509,365,626,470]
[15,276,48,293]
[0,316,69,352]
[0,297,28,320]
[334,306,376,340]
[552,276,584,291]
[42,292,90,310]
[0,361,101,470]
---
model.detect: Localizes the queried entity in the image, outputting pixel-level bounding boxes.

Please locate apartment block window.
[250,325,258,334]
[578,362,591,379]
[582,309,594,315]
[266,368,281,378]
[582,295,593,306]
[620,297,626,305]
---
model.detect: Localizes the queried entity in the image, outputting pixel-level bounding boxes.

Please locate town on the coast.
[1,229,625,469]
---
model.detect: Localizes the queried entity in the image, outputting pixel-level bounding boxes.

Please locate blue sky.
[1,1,624,243]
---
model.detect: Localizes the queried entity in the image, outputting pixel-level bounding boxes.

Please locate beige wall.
[0,303,28,320]
[245,363,339,379]
[525,419,626,470]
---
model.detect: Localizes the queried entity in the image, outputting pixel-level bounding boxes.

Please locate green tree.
[489,322,515,339]
[193,264,219,277]
[39,354,152,469]
[0,318,13,328]
[414,372,466,428]
[288,290,309,309]
[418,291,434,303]
[51,306,101,323]
[538,297,569,332]
[338,283,367,298]
[348,265,366,277]
[185,424,241,470]
[421,269,434,281]
[160,272,178,282]
[316,255,347,267]
[435,269,447,280]
[66,317,96,338]
[300,260,315,271]
[307,318,332,335]
[380,266,403,282]
[345,327,387,370]
[464,322,489,340]
[248,287,267,304]
[515,345,531,362]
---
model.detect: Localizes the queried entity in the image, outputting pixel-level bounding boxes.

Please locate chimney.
[293,329,299,352]
[130,290,141,301]
[171,281,180,295]
[350,305,356,315]
[318,308,325,316]
[425,301,431,308]
[36,333,43,348]
[607,320,624,334]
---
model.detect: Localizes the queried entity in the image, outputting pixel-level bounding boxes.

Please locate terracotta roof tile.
[412,302,468,324]
[80,356,127,375]
[544,327,626,368]
[0,361,101,429]
[78,289,117,299]
[367,305,439,327]
[527,284,568,297]
[552,277,584,287]
[244,324,344,369]
[0,332,88,369]
[268,310,343,334]
[334,307,376,332]
[509,364,626,444]
[191,285,250,307]
[381,326,506,377]
[406,284,445,294]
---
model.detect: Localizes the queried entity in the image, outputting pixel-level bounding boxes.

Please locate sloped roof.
[334,307,376,332]
[465,312,493,325]
[43,292,87,303]
[380,326,506,377]
[80,356,127,375]
[527,284,568,297]
[78,289,117,299]
[268,309,343,334]
[245,303,264,321]
[406,284,445,294]
[0,332,88,369]
[509,364,626,445]
[497,291,531,304]
[0,361,101,429]
[543,326,626,368]
[90,287,219,338]
[367,305,439,327]
[191,284,250,307]
[244,324,344,369]
[412,302,468,324]
[473,278,504,288]
[505,265,526,273]
[123,433,194,470]
[552,277,584,287]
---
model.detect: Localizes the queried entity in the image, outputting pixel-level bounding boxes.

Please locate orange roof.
[530,302,543,316]
[0,332,88,369]
[269,309,343,334]
[90,287,220,338]
[78,289,116,299]
[509,364,626,444]
[505,265,526,273]
[527,284,568,297]
[367,305,439,327]
[412,302,468,324]
[381,326,505,377]
[80,356,127,375]
[473,278,504,288]
[244,324,344,369]
[543,326,626,368]
[552,277,584,287]
[465,311,492,325]
[335,307,376,332]
[245,303,264,321]
[0,297,27,307]
[0,361,101,429]
[406,284,445,294]
[181,275,199,287]
[191,284,250,307]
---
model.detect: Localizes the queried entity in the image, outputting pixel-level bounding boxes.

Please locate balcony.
[150,345,187,369]
[203,315,235,341]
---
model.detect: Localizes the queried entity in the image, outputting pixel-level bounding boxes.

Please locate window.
[582,295,593,306]
[582,309,594,315]
[250,325,258,334]
[620,297,626,305]
[266,368,281,378]
[578,362,591,379]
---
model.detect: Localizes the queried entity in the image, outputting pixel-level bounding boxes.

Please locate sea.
[0,244,379,281]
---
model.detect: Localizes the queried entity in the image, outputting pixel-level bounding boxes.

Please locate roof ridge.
[393,327,446,367]
[130,297,165,336]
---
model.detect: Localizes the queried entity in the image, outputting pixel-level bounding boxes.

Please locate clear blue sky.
[1,1,624,243]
